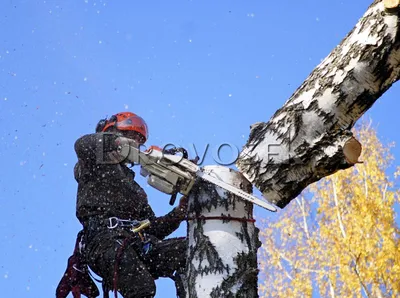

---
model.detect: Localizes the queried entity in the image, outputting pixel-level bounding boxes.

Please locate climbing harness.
[109,217,151,298]
[107,217,150,231]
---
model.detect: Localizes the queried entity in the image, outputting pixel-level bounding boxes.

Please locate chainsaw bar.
[196,169,277,212]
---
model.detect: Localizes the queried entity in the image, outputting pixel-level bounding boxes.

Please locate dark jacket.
[74,132,184,239]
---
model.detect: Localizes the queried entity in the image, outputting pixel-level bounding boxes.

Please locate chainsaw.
[116,138,277,212]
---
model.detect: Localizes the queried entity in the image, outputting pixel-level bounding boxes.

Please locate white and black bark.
[236,1,400,208]
[186,166,260,298]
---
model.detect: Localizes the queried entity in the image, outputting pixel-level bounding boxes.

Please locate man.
[56,112,188,298]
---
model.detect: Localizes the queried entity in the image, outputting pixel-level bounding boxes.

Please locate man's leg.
[145,237,187,297]
[117,240,157,298]
[86,233,157,298]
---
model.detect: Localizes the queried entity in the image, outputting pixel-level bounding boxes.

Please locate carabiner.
[107,217,119,229]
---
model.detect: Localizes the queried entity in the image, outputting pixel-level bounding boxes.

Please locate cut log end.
[384,0,400,12]
[343,137,363,165]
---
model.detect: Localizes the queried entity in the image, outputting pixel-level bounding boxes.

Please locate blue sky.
[1,0,399,297]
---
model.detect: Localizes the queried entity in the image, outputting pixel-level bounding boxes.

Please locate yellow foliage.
[258,124,400,298]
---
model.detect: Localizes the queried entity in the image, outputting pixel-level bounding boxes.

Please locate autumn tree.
[258,124,400,297]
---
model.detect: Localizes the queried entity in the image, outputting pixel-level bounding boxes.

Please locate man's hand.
[115,136,140,149]
[174,196,188,220]
[178,196,188,209]
[110,136,142,164]
[105,150,125,164]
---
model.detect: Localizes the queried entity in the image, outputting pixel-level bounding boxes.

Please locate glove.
[174,196,188,220]
[115,136,139,146]
[56,254,100,298]
[178,196,188,210]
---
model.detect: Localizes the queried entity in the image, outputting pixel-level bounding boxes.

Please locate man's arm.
[74,133,121,164]
[144,197,188,239]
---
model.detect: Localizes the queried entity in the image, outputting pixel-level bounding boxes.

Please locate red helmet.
[96,112,149,143]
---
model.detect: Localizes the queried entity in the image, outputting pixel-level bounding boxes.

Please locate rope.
[113,238,130,298]
[161,214,256,223]
[185,215,255,223]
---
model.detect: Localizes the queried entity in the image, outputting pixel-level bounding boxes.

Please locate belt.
[85,216,153,257]
[107,217,150,232]
[85,216,150,233]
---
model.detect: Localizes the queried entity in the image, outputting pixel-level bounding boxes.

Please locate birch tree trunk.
[236,0,400,208]
[186,166,260,298]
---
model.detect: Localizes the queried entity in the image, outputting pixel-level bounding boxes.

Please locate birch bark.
[236,1,400,208]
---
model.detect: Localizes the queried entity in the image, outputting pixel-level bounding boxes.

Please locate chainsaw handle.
[169,192,178,206]
[163,147,188,159]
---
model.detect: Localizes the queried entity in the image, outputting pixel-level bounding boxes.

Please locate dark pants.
[85,227,187,298]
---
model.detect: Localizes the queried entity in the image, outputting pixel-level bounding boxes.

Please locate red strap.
[113,238,130,298]
[186,216,256,223]
[71,286,81,298]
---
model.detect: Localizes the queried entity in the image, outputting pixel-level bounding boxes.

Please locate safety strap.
[108,217,151,298]
[113,237,130,298]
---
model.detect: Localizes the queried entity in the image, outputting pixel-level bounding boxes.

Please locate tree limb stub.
[236,0,400,208]
[384,0,400,12]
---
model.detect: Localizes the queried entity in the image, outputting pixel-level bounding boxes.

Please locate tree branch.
[295,196,310,240]
[237,1,400,208]
[352,253,371,298]
[328,278,336,298]
[332,177,347,239]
